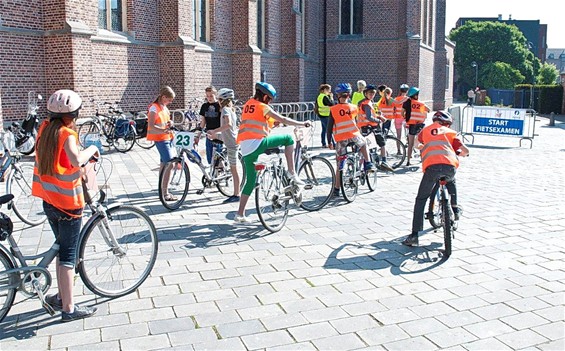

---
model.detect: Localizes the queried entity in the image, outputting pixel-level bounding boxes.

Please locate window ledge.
[336,34,363,40]
[178,36,214,52]
[92,29,132,44]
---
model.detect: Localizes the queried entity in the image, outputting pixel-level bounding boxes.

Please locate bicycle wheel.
[340,158,358,203]
[0,250,17,322]
[78,205,158,298]
[255,169,289,233]
[135,137,155,149]
[298,156,335,211]
[216,152,245,197]
[366,151,378,192]
[77,121,101,148]
[442,198,452,257]
[7,163,46,226]
[427,188,442,229]
[158,157,190,210]
[384,136,406,169]
[114,126,135,153]
[17,132,36,155]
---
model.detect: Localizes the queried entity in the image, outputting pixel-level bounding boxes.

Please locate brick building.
[0,0,453,122]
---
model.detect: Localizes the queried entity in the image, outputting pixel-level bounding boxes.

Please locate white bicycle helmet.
[432,110,453,126]
[218,88,235,100]
[47,89,82,115]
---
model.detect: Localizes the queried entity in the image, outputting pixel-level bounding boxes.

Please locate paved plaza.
[0,114,564,350]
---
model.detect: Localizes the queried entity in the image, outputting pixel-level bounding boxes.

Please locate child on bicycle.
[147,86,176,201]
[327,83,377,197]
[357,85,395,172]
[196,86,222,165]
[32,89,99,322]
[402,110,469,247]
[392,84,410,140]
[234,82,310,223]
[207,88,241,203]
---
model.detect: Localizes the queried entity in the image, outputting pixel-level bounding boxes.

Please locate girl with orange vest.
[327,83,376,197]
[147,86,176,201]
[234,82,310,224]
[392,84,410,141]
[402,87,430,166]
[31,90,99,322]
[357,85,394,172]
[402,111,469,247]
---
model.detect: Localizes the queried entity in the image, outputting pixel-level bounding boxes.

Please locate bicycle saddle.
[264,147,282,155]
[211,139,224,145]
[0,194,14,206]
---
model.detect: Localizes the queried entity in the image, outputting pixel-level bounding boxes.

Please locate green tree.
[536,62,559,85]
[449,21,541,89]
[480,62,525,89]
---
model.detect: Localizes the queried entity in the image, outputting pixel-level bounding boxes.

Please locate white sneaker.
[234,215,251,224]
[288,173,306,186]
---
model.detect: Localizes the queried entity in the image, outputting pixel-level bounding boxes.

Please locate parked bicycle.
[0,159,158,322]
[130,111,154,149]
[361,126,406,169]
[7,91,42,155]
[77,100,137,153]
[254,126,334,232]
[338,142,378,203]
[0,132,45,226]
[158,127,245,210]
[426,176,459,258]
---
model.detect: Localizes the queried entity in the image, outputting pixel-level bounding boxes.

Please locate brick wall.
[0,0,452,123]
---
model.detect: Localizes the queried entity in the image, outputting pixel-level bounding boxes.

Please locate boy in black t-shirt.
[196,86,222,164]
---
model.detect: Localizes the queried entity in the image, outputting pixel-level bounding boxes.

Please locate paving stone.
[194,309,241,327]
[50,329,101,349]
[357,325,410,346]
[267,342,317,351]
[69,341,122,351]
[192,337,247,351]
[463,319,516,338]
[382,335,440,351]
[461,337,513,350]
[288,321,339,342]
[372,308,420,325]
[495,329,549,349]
[425,327,478,348]
[311,333,366,350]
[169,328,219,347]
[241,330,295,350]
[500,311,551,330]
[532,321,565,341]
[120,334,171,350]
[215,319,266,338]
[237,303,285,320]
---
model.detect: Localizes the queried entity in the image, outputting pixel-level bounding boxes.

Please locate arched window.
[339,0,362,35]
[194,0,209,42]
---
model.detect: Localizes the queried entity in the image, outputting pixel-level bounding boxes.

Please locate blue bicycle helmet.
[255,82,277,99]
[407,86,420,98]
[363,84,377,93]
[335,83,352,95]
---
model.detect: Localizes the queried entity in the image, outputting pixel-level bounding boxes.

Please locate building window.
[445,63,450,90]
[194,0,209,42]
[98,0,124,31]
[299,0,305,53]
[257,0,265,49]
[421,0,433,46]
[339,0,362,35]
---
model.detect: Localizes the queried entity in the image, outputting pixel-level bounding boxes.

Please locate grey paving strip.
[0,116,563,350]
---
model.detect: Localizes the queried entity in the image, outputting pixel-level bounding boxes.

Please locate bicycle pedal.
[42,301,56,316]
[303,184,313,190]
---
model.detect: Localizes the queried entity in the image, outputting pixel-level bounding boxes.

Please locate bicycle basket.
[21,116,37,134]
[134,117,148,137]
[114,119,132,138]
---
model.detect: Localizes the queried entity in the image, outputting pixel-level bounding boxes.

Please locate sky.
[445,0,565,48]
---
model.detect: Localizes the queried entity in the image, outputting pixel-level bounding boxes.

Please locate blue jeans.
[43,201,83,268]
[155,140,175,163]
[206,138,223,165]
[319,116,329,146]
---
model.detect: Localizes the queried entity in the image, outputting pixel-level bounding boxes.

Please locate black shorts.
[361,126,386,147]
[408,123,425,136]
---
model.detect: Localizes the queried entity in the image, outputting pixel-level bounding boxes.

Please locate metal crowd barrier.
[460,105,537,148]
[234,101,315,122]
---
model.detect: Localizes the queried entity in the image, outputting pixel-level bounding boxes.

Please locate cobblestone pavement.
[1,115,563,350]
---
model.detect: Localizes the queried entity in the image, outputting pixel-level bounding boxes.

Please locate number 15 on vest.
[174,132,196,149]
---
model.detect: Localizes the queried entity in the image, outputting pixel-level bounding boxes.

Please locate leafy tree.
[449,21,541,89]
[536,62,559,85]
[480,62,524,89]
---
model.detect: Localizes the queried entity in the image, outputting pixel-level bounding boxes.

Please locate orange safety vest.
[420,122,460,172]
[32,123,85,211]
[236,99,270,143]
[147,103,172,142]
[377,97,395,120]
[392,95,408,119]
[406,99,427,125]
[330,103,361,142]
[356,99,378,127]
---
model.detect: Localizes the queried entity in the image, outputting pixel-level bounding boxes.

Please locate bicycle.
[77,100,136,153]
[362,126,406,169]
[338,142,377,203]
[158,128,245,210]
[0,159,158,322]
[8,91,42,156]
[130,111,155,149]
[254,126,334,232]
[0,132,46,226]
[426,176,458,257]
